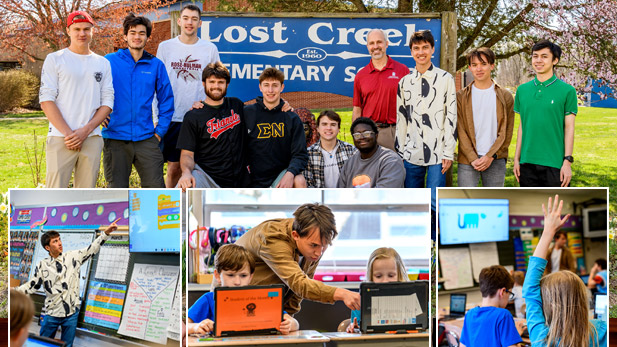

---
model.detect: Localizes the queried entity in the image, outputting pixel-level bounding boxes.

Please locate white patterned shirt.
[16,233,109,317]
[395,64,457,165]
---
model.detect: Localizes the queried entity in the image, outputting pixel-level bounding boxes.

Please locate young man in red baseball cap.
[39,10,113,188]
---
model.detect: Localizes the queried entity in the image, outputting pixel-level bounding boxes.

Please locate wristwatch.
[563,155,574,163]
[492,154,497,159]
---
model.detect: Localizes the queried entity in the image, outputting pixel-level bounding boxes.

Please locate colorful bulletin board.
[9,230,38,283]
[9,202,130,290]
[10,202,130,229]
[11,198,180,346]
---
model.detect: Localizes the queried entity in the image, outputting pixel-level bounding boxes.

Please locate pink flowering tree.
[0,0,166,62]
[523,0,617,100]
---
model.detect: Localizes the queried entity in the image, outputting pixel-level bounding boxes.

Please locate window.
[199,189,431,268]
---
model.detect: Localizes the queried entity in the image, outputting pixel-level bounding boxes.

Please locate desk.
[323,332,429,347]
[187,330,329,346]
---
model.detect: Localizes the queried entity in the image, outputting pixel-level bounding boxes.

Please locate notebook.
[359,281,429,333]
[214,284,284,337]
[441,293,467,320]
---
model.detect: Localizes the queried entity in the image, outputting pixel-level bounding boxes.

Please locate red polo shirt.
[353,56,410,124]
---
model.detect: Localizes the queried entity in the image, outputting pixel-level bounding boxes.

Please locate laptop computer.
[358,281,429,333]
[213,284,284,337]
[26,334,66,347]
[441,293,467,321]
[594,292,607,321]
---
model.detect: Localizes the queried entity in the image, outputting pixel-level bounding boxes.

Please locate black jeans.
[519,163,566,187]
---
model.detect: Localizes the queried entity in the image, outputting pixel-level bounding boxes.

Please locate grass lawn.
[0,110,44,119]
[1,107,616,210]
[333,106,617,212]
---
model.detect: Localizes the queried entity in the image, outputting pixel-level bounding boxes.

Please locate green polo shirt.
[514,74,577,169]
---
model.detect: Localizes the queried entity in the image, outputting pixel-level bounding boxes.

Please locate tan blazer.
[233,218,336,315]
[456,81,515,165]
[545,246,576,275]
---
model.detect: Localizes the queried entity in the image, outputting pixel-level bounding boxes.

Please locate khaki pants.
[377,126,396,152]
[45,135,103,188]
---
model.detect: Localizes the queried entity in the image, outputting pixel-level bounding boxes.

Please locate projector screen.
[439,199,509,245]
[128,190,180,253]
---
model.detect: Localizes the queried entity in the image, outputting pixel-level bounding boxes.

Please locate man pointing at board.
[14,221,118,347]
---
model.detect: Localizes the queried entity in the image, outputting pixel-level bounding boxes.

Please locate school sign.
[199,13,454,102]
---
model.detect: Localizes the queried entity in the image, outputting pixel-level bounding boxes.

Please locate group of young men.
[42,5,577,190]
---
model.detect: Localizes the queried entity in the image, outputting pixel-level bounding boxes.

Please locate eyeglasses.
[506,289,515,301]
[352,130,375,140]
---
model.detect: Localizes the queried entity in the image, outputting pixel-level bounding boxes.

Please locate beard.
[206,87,227,101]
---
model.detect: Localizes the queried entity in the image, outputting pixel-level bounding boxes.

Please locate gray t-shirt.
[337,146,405,188]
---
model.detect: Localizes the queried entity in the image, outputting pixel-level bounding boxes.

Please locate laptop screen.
[594,293,607,321]
[214,285,284,337]
[360,281,429,333]
[449,294,466,315]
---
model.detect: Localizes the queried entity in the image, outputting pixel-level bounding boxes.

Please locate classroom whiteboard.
[30,230,96,298]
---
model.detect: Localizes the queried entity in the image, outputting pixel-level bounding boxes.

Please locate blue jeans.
[403,161,445,204]
[404,161,444,241]
[40,309,79,347]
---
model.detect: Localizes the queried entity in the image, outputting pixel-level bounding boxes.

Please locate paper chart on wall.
[469,242,500,282]
[167,277,182,341]
[95,235,131,283]
[84,280,127,330]
[117,263,179,344]
[439,247,473,290]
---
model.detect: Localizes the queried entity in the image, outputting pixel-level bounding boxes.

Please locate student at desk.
[460,265,523,347]
[523,195,606,347]
[188,244,299,335]
[588,258,607,294]
[344,247,408,333]
[10,290,35,347]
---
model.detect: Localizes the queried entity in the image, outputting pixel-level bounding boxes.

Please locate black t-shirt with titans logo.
[177,97,247,187]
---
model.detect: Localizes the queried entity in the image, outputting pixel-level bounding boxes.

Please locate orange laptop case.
[214,284,285,337]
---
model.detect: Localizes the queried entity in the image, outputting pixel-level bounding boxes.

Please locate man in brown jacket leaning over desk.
[230,203,361,315]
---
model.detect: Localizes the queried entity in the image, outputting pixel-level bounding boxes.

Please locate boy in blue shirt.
[187,243,299,335]
[461,265,523,347]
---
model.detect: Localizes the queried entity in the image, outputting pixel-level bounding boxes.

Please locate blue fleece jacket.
[104,48,174,141]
